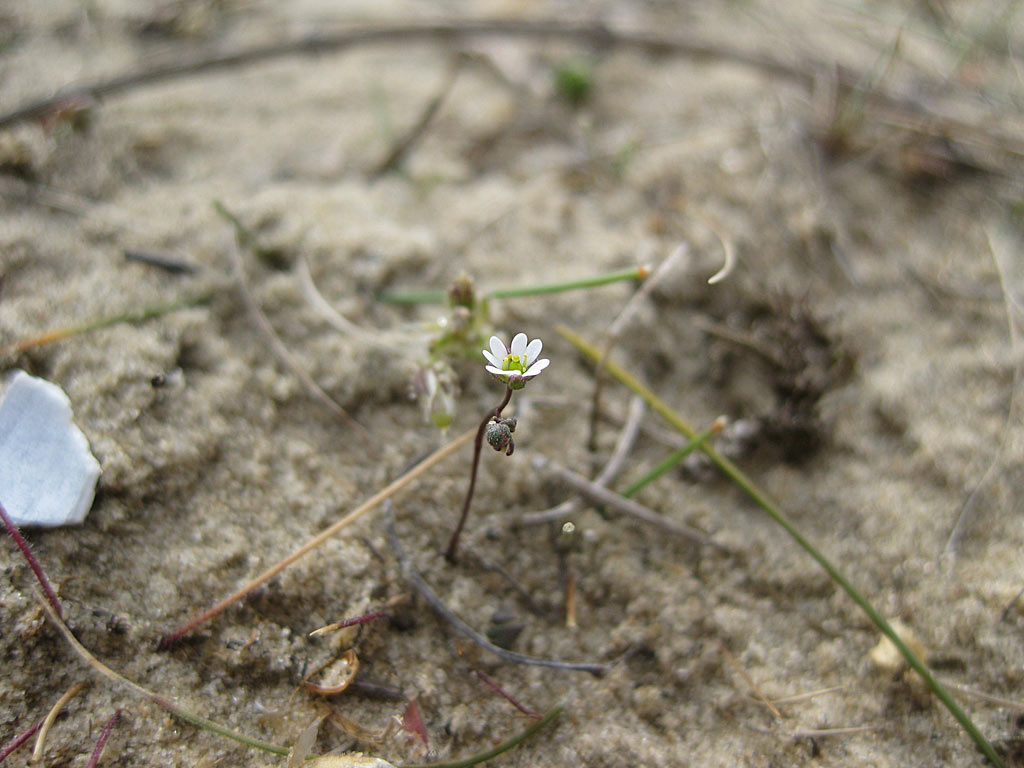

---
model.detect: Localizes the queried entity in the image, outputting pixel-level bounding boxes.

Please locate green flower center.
[502,353,527,373]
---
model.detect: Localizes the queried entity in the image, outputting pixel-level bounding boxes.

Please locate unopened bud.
[486,421,512,452]
[447,273,476,309]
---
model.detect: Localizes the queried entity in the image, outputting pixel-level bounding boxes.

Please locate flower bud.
[447,273,476,309]
[486,420,512,452]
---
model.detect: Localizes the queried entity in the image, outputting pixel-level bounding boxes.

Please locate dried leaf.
[287,717,322,768]
[402,697,428,746]
[304,649,359,695]
[306,755,395,768]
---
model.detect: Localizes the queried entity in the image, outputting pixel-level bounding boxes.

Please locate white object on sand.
[0,370,101,527]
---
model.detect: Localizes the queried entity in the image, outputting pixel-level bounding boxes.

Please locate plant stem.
[86,710,122,768]
[159,426,475,647]
[377,266,649,305]
[0,717,44,762]
[0,500,63,619]
[619,422,720,498]
[38,596,292,757]
[400,704,564,768]
[445,386,513,562]
[0,293,212,358]
[487,266,648,299]
[556,324,1006,768]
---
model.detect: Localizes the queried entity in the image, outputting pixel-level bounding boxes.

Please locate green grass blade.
[400,704,564,768]
[556,324,1004,768]
[376,266,649,305]
[619,425,717,498]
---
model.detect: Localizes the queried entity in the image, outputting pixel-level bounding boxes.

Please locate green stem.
[487,266,648,299]
[556,324,1005,768]
[0,293,213,357]
[401,704,564,768]
[377,266,648,305]
[619,426,717,498]
[157,698,289,757]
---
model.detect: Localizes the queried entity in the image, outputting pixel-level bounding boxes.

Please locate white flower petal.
[485,365,510,377]
[489,336,508,362]
[482,349,501,368]
[510,333,527,357]
[524,338,542,364]
[523,358,550,378]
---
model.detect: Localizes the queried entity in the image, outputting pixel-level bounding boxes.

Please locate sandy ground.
[2,2,1024,766]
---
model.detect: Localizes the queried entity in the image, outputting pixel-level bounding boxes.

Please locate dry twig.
[385,504,610,675]
[159,427,474,647]
[520,394,645,525]
[529,453,725,550]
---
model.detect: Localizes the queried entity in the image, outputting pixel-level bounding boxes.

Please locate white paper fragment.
[0,370,102,527]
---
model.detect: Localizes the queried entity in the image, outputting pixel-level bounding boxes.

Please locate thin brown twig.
[0,21,800,132]
[529,453,726,550]
[226,236,368,439]
[520,394,645,525]
[768,683,848,705]
[158,427,474,647]
[789,725,876,738]
[3,19,1019,161]
[472,669,542,719]
[719,642,783,721]
[941,680,1024,711]
[371,56,463,177]
[385,504,610,675]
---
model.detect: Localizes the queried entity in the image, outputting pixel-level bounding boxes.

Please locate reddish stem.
[0,717,44,762]
[473,669,541,719]
[86,710,122,768]
[0,500,62,619]
[445,386,513,562]
[333,610,389,629]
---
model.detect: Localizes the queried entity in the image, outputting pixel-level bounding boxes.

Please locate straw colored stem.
[0,294,211,358]
[160,427,474,647]
[38,597,290,757]
[32,683,88,762]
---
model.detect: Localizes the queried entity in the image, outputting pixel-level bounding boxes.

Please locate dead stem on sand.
[219,203,368,438]
[3,19,1021,167]
[0,500,64,619]
[386,504,610,675]
[159,427,474,647]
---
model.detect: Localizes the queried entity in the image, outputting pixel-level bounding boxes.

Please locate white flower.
[482,333,549,389]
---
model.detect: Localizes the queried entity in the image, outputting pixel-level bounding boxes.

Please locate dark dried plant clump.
[707,292,854,464]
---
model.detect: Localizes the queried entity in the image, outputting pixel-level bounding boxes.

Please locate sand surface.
[2,2,1024,766]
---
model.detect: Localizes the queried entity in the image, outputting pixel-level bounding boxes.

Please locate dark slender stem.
[445,386,513,562]
[389,508,608,674]
[86,710,122,768]
[0,717,44,762]
[472,669,542,718]
[400,703,565,768]
[0,500,63,619]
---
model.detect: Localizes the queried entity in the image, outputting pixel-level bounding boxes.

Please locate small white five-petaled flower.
[483,333,549,390]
